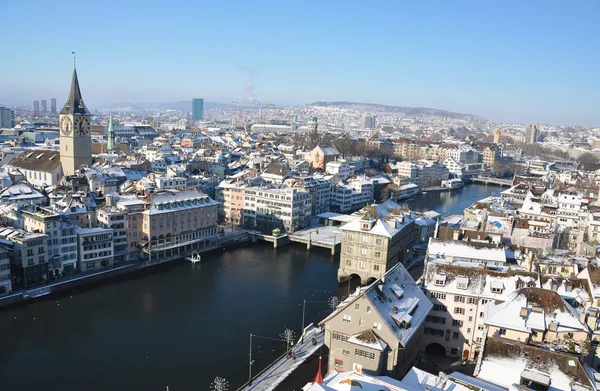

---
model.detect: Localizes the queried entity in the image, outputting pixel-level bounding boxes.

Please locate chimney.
[520,307,528,319]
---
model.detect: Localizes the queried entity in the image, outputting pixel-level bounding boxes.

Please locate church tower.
[59,67,92,176]
[107,112,115,152]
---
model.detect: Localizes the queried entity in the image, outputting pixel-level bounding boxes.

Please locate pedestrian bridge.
[472,176,513,187]
[237,327,324,391]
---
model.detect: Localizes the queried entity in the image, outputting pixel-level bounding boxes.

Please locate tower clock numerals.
[60,116,73,136]
[74,117,90,136]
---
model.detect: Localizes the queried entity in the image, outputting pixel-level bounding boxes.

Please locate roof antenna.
[72,51,76,68]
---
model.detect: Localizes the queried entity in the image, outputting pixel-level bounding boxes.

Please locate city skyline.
[1,0,599,126]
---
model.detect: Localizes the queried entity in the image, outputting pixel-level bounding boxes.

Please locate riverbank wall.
[0,231,250,309]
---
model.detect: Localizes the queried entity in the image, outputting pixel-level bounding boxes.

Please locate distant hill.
[308,101,487,122]
[98,101,235,111]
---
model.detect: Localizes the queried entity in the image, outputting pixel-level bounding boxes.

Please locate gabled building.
[310,146,339,170]
[320,263,432,378]
[338,200,415,284]
[5,149,64,188]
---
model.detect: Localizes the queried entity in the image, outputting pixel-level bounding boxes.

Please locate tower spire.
[107,112,115,151]
[60,61,89,116]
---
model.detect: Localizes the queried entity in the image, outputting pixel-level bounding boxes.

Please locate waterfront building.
[0,248,11,296]
[115,197,147,261]
[338,200,415,284]
[5,150,64,188]
[321,263,432,377]
[192,98,204,121]
[22,207,78,277]
[0,226,48,288]
[243,185,312,233]
[97,206,128,263]
[310,145,339,169]
[0,106,15,128]
[77,227,114,271]
[51,192,96,228]
[475,144,501,169]
[288,175,333,215]
[137,190,219,256]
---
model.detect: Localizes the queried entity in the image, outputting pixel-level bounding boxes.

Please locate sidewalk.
[240,327,324,391]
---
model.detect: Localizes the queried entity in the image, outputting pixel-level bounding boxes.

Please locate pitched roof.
[60,68,90,115]
[7,150,62,173]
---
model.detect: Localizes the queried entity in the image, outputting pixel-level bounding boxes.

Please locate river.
[0,184,502,390]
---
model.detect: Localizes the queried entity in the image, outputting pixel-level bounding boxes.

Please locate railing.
[235,351,289,391]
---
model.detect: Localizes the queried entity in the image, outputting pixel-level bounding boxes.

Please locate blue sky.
[1,0,598,125]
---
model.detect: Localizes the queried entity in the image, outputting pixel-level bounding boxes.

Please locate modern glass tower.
[192,98,204,121]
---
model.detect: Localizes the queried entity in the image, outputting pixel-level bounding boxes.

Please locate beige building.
[485,288,589,346]
[338,200,415,285]
[59,67,92,176]
[320,263,432,377]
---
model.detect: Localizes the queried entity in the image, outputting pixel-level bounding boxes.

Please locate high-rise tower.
[107,112,115,151]
[51,98,57,114]
[41,99,47,113]
[59,67,92,176]
[33,100,39,116]
[192,98,204,121]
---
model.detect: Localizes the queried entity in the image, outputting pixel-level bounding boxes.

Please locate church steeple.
[107,112,115,151]
[60,67,90,115]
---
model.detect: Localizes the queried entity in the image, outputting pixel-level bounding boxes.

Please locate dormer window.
[362,222,371,231]
[565,281,573,293]
[490,281,503,294]
[456,277,469,290]
[434,273,447,287]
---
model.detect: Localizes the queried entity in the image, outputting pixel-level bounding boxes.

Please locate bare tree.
[210,377,229,391]
[280,328,296,353]
[328,296,340,312]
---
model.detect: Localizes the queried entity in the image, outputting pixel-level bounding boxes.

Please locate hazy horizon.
[2,0,599,126]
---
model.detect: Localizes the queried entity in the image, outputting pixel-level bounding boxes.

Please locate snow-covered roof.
[427,238,507,264]
[322,262,432,347]
[340,200,414,238]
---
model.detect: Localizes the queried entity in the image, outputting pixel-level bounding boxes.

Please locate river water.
[0,184,501,391]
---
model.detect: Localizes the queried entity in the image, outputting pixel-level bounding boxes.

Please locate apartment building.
[321,263,432,377]
[331,180,374,214]
[325,161,354,180]
[339,200,415,284]
[77,228,114,271]
[243,186,312,233]
[116,198,147,261]
[289,175,333,215]
[0,227,48,288]
[21,207,78,276]
[97,207,128,263]
[0,248,11,296]
[138,190,219,254]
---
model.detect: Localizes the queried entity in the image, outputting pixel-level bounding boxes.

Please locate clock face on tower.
[60,116,73,136]
[74,117,90,136]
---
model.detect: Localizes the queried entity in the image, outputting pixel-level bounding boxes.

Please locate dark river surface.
[0,184,501,391]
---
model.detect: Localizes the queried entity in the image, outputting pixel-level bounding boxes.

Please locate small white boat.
[186,253,202,264]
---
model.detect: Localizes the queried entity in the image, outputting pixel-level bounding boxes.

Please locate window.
[359,262,366,269]
[478,325,484,331]
[453,332,459,339]
[479,311,484,317]
[467,297,477,305]
[361,249,367,256]
[346,246,353,254]
[433,304,447,312]
[346,259,352,266]
[435,279,445,287]
[481,299,489,305]
[355,349,375,360]
[454,296,465,303]
[375,238,382,245]
[373,322,381,330]
[469,316,473,322]
[431,292,446,300]
[342,350,350,356]
[467,328,471,334]
[476,337,482,343]
[362,236,368,243]
[334,359,344,368]
[499,328,507,335]
[454,307,465,315]
[343,315,352,323]
[366,306,372,313]
[373,265,380,272]
[355,304,360,310]
[332,332,348,342]
[426,315,446,324]
[452,320,463,327]
[375,251,381,258]
[359,318,365,327]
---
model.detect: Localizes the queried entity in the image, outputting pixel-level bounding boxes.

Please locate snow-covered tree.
[210,376,229,391]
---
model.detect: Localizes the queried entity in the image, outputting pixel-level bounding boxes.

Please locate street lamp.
[301,299,329,343]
